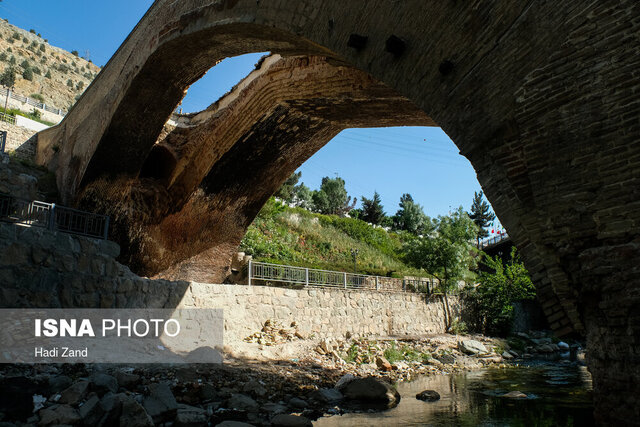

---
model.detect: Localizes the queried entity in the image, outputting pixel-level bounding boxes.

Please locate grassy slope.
[240,199,428,278]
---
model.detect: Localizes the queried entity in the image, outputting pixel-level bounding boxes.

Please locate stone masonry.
[0,222,456,345]
[30,1,640,423]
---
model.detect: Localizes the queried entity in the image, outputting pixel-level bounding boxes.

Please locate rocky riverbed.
[0,329,582,426]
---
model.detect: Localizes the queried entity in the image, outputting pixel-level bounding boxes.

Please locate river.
[316,361,594,426]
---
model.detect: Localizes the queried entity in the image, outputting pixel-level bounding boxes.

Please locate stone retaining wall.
[0,121,38,161]
[0,222,457,344]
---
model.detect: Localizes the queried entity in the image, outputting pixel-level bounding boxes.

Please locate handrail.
[247,260,437,294]
[0,193,109,239]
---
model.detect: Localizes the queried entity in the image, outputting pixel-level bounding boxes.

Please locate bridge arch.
[35,1,640,423]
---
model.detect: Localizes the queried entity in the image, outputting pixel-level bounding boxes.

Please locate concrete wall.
[3,95,64,125]
[15,115,50,132]
[0,222,455,345]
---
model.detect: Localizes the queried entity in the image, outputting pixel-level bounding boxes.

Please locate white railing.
[247,260,437,294]
[0,88,66,117]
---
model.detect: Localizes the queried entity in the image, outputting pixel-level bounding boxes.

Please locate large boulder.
[270,414,313,427]
[143,383,178,423]
[458,340,488,355]
[337,377,400,408]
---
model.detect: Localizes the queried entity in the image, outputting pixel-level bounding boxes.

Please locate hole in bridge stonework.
[179,52,269,114]
[139,144,177,182]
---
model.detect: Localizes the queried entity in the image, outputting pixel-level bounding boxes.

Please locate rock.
[114,371,141,389]
[416,390,440,402]
[459,340,488,355]
[375,356,393,372]
[424,358,443,368]
[537,344,555,353]
[508,350,519,358]
[48,375,73,393]
[120,396,154,427]
[227,393,259,412]
[143,383,178,423]
[90,373,119,395]
[501,351,514,360]
[262,402,287,415]
[38,405,81,426]
[309,388,343,403]
[242,379,267,398]
[502,391,527,399]
[515,332,530,339]
[434,353,456,365]
[199,383,218,401]
[78,394,104,425]
[335,374,355,389]
[557,341,570,350]
[175,404,208,427]
[319,338,331,353]
[59,380,90,405]
[294,331,305,340]
[215,422,256,427]
[338,377,401,408]
[288,397,308,410]
[270,414,313,427]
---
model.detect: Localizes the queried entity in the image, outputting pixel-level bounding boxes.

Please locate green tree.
[360,191,386,225]
[22,67,33,81]
[44,70,51,79]
[468,191,496,245]
[392,194,431,235]
[0,67,16,87]
[465,247,535,336]
[404,207,477,330]
[71,50,79,57]
[291,182,314,210]
[67,79,73,88]
[312,176,356,215]
[275,172,301,203]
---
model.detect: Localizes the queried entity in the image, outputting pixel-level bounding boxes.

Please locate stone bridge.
[34,1,639,423]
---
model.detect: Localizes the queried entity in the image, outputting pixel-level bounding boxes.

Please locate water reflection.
[316,362,593,426]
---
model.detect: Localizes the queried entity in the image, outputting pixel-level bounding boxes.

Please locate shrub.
[66,79,73,88]
[30,93,45,102]
[12,32,20,40]
[39,43,45,52]
[22,67,33,81]
[75,81,84,91]
[32,67,41,75]
[44,70,51,79]
[22,37,28,44]
[8,55,15,65]
[20,59,30,69]
[0,52,6,61]
[71,50,79,57]
[464,247,536,336]
[29,29,36,34]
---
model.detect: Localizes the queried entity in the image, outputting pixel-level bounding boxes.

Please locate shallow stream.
[316,361,594,426]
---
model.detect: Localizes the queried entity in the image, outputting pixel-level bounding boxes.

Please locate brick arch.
[35,1,640,423]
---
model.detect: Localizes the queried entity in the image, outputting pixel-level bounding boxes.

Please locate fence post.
[375,276,379,291]
[247,260,252,286]
[48,203,56,231]
[402,279,406,292]
[305,268,309,287]
[344,272,347,289]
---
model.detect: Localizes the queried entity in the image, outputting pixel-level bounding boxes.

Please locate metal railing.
[0,88,66,117]
[247,260,437,294]
[0,112,16,125]
[0,131,5,153]
[477,233,510,249]
[0,193,109,239]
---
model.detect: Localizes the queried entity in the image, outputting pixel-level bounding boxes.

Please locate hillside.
[0,18,100,112]
[240,198,430,278]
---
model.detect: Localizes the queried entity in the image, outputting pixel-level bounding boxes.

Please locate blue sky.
[2,1,490,219]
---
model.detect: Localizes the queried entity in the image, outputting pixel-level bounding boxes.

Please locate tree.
[0,67,16,88]
[275,172,301,203]
[404,207,478,330]
[312,176,356,215]
[468,191,495,245]
[44,70,51,79]
[71,50,79,57]
[465,247,535,336]
[392,193,431,235]
[291,182,314,210]
[22,68,33,81]
[360,191,386,225]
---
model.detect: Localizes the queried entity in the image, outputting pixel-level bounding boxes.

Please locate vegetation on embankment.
[239,197,426,277]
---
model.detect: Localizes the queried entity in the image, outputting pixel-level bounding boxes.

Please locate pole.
[344,272,347,289]
[247,260,252,286]
[305,268,309,287]
[3,87,10,115]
